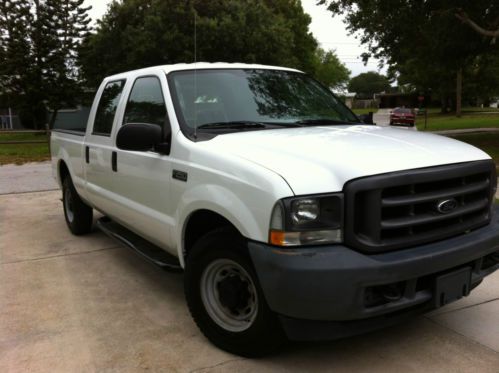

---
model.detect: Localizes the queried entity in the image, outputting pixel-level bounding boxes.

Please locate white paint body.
[50,63,492,267]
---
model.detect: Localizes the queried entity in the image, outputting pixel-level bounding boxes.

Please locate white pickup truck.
[51,63,499,357]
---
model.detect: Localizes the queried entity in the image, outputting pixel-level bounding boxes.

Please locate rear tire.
[184,229,285,357]
[62,176,93,235]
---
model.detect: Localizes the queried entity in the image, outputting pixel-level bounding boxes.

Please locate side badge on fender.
[172,170,188,182]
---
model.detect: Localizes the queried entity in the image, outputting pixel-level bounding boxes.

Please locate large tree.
[347,72,390,98]
[321,1,498,115]
[79,0,318,88]
[313,47,350,90]
[0,0,90,128]
[42,0,92,127]
[0,0,40,127]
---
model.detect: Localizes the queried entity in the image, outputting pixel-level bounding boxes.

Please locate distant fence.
[352,99,379,109]
[0,129,50,145]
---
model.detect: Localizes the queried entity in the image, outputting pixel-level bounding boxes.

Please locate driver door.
[109,74,175,253]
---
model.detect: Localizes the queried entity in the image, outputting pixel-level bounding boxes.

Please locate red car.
[390,107,415,126]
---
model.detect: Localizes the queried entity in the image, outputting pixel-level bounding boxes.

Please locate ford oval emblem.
[436,199,458,214]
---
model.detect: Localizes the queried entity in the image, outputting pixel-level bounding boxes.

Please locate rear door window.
[93,80,126,135]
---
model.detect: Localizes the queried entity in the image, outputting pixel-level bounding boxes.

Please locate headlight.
[291,199,319,225]
[269,194,343,246]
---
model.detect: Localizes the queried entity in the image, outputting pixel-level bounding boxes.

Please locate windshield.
[168,69,359,137]
[394,108,413,114]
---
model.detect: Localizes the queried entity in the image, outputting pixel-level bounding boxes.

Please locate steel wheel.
[200,258,259,332]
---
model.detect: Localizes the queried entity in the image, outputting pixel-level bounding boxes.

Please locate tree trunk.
[456,68,462,118]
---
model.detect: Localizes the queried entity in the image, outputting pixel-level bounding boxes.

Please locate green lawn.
[0,132,50,165]
[417,112,499,131]
[449,133,499,168]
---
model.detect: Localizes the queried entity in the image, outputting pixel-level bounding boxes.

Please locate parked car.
[390,107,416,126]
[51,63,499,357]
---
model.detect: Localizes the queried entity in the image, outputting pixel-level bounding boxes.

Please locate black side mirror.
[116,123,162,151]
[358,112,374,124]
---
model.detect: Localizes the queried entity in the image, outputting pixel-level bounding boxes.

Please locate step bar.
[97,217,182,272]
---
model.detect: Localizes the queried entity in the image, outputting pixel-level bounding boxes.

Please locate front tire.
[62,176,93,235]
[184,229,285,357]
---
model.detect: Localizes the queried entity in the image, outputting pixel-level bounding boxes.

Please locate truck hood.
[206,125,491,195]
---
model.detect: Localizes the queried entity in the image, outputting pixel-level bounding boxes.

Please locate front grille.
[344,161,496,253]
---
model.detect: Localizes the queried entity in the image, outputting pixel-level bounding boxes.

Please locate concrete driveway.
[1,164,499,372]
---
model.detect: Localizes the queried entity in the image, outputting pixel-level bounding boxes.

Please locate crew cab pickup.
[51,63,499,357]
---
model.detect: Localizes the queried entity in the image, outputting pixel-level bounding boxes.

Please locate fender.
[175,184,273,268]
[54,138,90,205]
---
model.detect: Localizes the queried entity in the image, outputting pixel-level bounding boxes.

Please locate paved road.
[0,163,499,372]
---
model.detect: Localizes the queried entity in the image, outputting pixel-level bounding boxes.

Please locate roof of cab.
[104,62,303,81]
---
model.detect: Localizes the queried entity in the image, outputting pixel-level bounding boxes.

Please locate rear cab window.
[92,80,126,136]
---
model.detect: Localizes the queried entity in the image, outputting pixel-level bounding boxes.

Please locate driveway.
[1,163,499,372]
[0,161,57,195]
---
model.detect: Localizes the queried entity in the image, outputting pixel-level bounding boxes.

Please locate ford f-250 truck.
[51,63,499,357]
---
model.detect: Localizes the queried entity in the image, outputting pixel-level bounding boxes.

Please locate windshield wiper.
[196,121,267,130]
[295,118,355,125]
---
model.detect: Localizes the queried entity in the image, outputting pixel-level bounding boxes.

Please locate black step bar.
[97,217,182,272]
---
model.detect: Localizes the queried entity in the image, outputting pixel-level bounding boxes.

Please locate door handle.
[85,146,89,163]
[112,151,117,172]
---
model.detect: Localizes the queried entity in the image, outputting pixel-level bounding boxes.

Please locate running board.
[97,217,182,272]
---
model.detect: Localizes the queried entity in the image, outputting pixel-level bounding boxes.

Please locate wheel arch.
[58,159,70,185]
[181,209,242,263]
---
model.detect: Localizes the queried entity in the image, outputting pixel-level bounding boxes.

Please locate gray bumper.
[249,207,499,328]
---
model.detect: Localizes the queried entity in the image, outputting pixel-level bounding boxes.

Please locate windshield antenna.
[193,9,198,139]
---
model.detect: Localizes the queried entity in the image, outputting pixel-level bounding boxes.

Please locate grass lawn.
[417,112,499,131]
[449,133,499,168]
[0,132,50,165]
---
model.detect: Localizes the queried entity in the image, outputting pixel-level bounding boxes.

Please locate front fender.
[175,184,273,267]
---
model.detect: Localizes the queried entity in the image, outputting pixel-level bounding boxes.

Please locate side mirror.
[357,112,374,124]
[116,123,162,151]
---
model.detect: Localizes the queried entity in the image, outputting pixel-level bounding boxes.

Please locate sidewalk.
[434,128,499,135]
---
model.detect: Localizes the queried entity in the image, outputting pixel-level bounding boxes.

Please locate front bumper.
[390,117,414,125]
[248,206,499,341]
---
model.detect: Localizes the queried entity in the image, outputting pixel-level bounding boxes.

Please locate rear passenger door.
[84,79,126,214]
[110,74,175,253]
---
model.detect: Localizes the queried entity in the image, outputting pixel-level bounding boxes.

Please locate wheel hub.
[217,274,251,312]
[200,258,259,332]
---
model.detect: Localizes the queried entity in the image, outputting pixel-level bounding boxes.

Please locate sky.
[83,0,385,78]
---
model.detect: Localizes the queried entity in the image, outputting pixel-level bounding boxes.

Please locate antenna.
[193,10,198,139]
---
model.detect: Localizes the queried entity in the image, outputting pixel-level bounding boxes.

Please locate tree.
[321,1,498,115]
[0,0,91,129]
[0,0,39,126]
[347,72,390,98]
[79,0,318,88]
[41,0,92,127]
[313,48,350,89]
[455,7,499,44]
